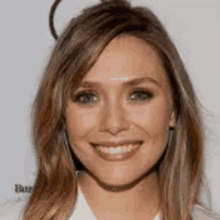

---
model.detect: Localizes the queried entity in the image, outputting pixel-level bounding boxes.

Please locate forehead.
[81,35,170,88]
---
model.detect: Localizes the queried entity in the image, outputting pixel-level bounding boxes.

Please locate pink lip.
[91,140,143,148]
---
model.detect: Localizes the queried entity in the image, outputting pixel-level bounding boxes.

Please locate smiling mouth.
[90,141,143,161]
[90,141,143,155]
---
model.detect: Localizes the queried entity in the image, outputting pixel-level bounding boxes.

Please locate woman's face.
[65,35,175,187]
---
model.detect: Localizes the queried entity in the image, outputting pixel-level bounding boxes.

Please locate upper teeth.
[96,142,140,148]
[95,143,140,154]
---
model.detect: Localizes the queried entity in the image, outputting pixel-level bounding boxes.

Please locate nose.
[99,101,129,135]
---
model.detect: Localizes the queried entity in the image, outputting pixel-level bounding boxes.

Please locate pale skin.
[65,35,176,220]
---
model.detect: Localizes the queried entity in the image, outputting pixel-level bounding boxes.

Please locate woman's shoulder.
[193,204,220,220]
[0,196,28,220]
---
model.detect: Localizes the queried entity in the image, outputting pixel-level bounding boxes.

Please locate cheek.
[131,99,171,138]
[65,106,97,141]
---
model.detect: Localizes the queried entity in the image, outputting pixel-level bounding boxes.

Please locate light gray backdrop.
[0,0,219,214]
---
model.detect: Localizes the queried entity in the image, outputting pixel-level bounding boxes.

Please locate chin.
[87,168,151,192]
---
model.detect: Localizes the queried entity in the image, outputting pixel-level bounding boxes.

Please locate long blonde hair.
[23,0,214,219]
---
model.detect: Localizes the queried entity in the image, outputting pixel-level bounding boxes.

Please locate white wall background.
[0,0,219,214]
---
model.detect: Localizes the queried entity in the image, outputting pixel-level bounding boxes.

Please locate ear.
[169,110,176,128]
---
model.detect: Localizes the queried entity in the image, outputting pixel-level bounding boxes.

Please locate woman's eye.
[72,90,98,106]
[72,88,153,106]
[129,89,153,102]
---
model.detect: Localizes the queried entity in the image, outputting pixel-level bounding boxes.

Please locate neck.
[77,170,162,220]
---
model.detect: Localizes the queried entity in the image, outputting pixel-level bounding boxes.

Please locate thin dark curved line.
[49,0,63,40]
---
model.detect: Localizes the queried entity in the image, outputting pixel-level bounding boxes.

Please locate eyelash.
[72,88,154,106]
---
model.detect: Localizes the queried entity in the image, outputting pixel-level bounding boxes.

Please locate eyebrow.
[78,77,161,88]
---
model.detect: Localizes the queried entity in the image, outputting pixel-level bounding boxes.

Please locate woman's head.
[65,34,176,190]
[27,0,206,219]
